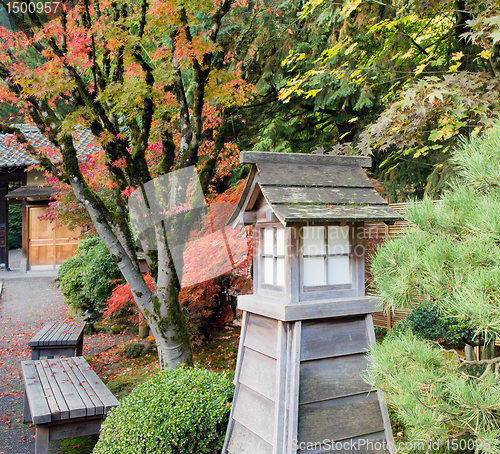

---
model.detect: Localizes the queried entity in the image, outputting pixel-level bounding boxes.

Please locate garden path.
[0,275,133,454]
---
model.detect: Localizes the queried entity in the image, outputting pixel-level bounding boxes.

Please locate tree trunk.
[69,176,192,370]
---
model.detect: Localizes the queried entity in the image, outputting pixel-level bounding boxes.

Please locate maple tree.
[0,0,254,369]
[103,180,253,343]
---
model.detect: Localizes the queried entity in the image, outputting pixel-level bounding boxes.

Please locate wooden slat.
[226,421,273,454]
[298,393,385,445]
[243,313,278,359]
[21,361,51,425]
[45,359,87,419]
[301,316,369,361]
[60,358,96,417]
[28,322,56,347]
[256,163,373,188]
[238,348,277,402]
[46,322,69,346]
[35,360,62,421]
[40,360,70,420]
[296,431,390,453]
[72,356,118,413]
[299,354,371,404]
[66,322,85,346]
[261,187,388,206]
[70,358,104,415]
[232,384,275,445]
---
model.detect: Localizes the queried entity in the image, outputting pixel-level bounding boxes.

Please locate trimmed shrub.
[93,367,234,454]
[58,236,122,313]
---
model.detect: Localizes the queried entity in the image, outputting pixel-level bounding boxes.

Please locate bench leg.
[31,349,40,360]
[76,338,83,356]
[35,426,49,454]
[23,390,32,423]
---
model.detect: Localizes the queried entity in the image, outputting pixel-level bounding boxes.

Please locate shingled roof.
[230,151,403,225]
[0,124,100,167]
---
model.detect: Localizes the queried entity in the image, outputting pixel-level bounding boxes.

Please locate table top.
[22,357,119,425]
[28,320,86,349]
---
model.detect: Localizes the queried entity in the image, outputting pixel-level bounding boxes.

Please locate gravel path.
[0,275,133,454]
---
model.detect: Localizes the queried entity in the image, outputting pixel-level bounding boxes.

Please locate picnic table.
[28,320,86,359]
[22,356,119,454]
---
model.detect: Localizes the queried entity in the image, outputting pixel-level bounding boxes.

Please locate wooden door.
[28,206,80,270]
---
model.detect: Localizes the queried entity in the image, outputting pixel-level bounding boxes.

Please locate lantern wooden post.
[222,152,401,454]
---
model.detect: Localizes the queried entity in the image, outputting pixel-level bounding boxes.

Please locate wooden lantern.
[222,152,401,454]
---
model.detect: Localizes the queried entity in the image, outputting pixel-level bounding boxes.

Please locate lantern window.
[261,226,285,287]
[302,225,351,287]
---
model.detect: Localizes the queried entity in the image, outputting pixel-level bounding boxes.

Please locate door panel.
[28,206,80,269]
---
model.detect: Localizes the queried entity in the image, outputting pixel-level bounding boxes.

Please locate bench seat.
[29,320,86,359]
[22,356,119,454]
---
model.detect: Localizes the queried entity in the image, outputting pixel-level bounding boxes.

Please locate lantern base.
[222,309,395,454]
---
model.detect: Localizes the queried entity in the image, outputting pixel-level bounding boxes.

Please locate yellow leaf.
[340,0,361,18]
[414,63,427,75]
[479,49,492,59]
[448,62,461,72]
[350,69,361,79]
[451,51,464,61]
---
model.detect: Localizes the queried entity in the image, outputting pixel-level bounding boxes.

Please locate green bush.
[93,367,234,454]
[8,203,22,250]
[388,301,472,346]
[122,342,148,359]
[58,236,122,313]
[58,255,85,281]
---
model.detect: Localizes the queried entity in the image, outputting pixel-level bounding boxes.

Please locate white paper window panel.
[263,256,274,284]
[302,226,325,256]
[263,228,274,255]
[276,228,285,256]
[276,258,285,286]
[328,226,350,254]
[328,256,351,285]
[303,257,326,286]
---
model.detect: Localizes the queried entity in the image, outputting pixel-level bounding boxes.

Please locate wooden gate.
[28,206,79,270]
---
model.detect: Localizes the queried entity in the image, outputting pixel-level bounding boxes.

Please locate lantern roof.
[229,151,402,226]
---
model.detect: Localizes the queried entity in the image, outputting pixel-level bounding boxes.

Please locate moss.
[166,264,193,366]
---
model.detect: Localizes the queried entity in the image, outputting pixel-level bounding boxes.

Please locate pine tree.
[367,125,500,451]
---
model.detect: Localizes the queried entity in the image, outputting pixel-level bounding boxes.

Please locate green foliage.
[366,333,500,453]
[58,236,122,313]
[8,203,22,250]
[58,255,85,282]
[93,367,234,454]
[122,342,149,359]
[369,126,500,448]
[388,302,472,347]
[274,0,500,200]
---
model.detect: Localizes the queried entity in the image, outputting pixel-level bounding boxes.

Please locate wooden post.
[35,426,50,454]
[386,309,392,330]
[0,183,9,270]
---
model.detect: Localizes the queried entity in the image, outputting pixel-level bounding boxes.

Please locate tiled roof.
[0,124,101,167]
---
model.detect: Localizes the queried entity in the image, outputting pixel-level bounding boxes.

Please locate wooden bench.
[22,356,119,454]
[29,320,86,359]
